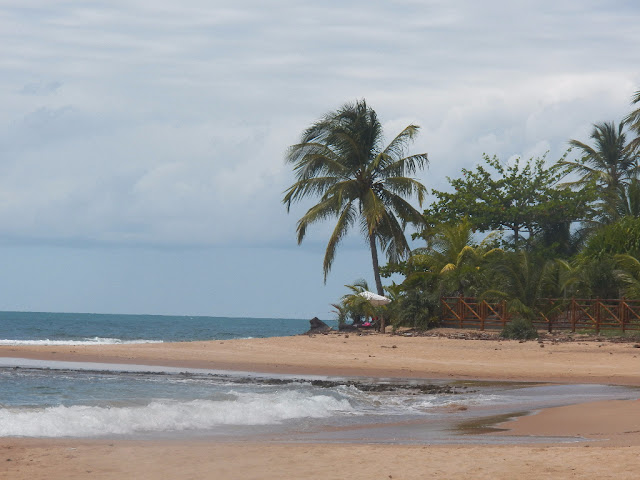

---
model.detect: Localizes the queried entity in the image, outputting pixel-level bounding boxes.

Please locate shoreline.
[3,332,640,479]
[1,331,639,385]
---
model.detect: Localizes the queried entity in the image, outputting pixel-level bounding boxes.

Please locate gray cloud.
[1,1,640,316]
[19,80,62,96]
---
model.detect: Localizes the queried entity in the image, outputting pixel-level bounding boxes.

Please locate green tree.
[332,279,372,328]
[624,89,640,155]
[581,216,640,259]
[409,218,501,297]
[563,216,640,299]
[614,254,640,299]
[555,256,620,299]
[561,121,634,222]
[617,178,640,218]
[483,250,560,320]
[385,281,439,330]
[332,279,387,330]
[428,154,590,248]
[283,100,429,298]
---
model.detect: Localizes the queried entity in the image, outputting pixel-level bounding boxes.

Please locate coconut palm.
[624,89,640,155]
[617,177,640,218]
[561,121,634,221]
[283,100,429,296]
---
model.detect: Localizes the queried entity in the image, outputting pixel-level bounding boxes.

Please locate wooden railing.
[440,297,640,333]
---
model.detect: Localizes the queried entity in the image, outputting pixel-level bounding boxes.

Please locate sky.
[1,1,639,319]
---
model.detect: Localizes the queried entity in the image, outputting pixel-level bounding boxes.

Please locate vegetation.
[500,317,539,340]
[283,90,640,333]
[624,89,640,155]
[428,154,592,249]
[561,121,634,223]
[331,279,383,330]
[283,99,429,298]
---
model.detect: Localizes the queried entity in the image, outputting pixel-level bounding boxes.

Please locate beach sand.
[2,331,640,479]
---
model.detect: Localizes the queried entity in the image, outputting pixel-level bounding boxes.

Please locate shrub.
[500,317,538,340]
[582,216,640,259]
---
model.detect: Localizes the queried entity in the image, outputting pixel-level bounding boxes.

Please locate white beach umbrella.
[358,291,391,306]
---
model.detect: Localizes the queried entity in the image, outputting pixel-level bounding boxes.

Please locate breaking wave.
[0,390,353,437]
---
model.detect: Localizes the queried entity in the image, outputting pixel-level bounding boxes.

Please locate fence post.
[501,300,507,328]
[595,298,601,334]
[621,297,626,333]
[458,295,463,328]
[480,301,485,331]
[571,298,576,332]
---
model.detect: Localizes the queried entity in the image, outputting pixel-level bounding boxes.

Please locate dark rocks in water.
[308,379,467,395]
[219,373,471,395]
[305,317,333,335]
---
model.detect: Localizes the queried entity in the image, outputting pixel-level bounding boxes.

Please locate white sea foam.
[0,337,163,346]
[0,391,354,437]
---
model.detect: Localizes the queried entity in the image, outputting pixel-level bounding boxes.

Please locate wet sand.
[2,332,640,479]
[1,330,639,384]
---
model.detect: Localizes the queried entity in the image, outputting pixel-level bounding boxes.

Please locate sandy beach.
[2,331,640,479]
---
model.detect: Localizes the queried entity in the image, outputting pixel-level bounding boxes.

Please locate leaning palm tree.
[283,100,429,297]
[561,121,633,221]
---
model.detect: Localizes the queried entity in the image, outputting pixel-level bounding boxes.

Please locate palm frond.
[283,177,341,210]
[295,195,342,244]
[323,202,357,282]
[360,189,387,234]
[376,212,412,264]
[381,177,428,207]
[380,153,429,179]
[379,189,425,227]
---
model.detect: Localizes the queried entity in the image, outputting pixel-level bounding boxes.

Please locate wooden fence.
[440,297,640,333]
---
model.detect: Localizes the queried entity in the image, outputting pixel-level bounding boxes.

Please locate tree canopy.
[427,154,592,249]
[283,99,429,298]
[560,121,635,222]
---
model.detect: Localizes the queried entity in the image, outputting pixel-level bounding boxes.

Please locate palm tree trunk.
[368,233,384,295]
[369,233,386,333]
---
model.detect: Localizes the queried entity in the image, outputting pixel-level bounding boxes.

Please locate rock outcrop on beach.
[304,317,332,335]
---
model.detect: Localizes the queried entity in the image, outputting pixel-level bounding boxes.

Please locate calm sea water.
[0,311,330,345]
[0,311,637,442]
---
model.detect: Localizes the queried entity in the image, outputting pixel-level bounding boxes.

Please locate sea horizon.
[0,310,333,346]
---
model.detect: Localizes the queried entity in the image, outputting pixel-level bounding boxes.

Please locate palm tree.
[556,256,620,299]
[614,254,640,299]
[561,121,634,221]
[408,218,501,297]
[617,177,640,218]
[283,100,429,297]
[332,279,388,330]
[483,250,560,321]
[624,89,640,155]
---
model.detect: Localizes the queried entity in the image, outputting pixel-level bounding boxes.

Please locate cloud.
[0,0,638,250]
[19,80,62,96]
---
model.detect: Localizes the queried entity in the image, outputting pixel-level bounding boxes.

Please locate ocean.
[0,311,637,443]
[0,311,324,345]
